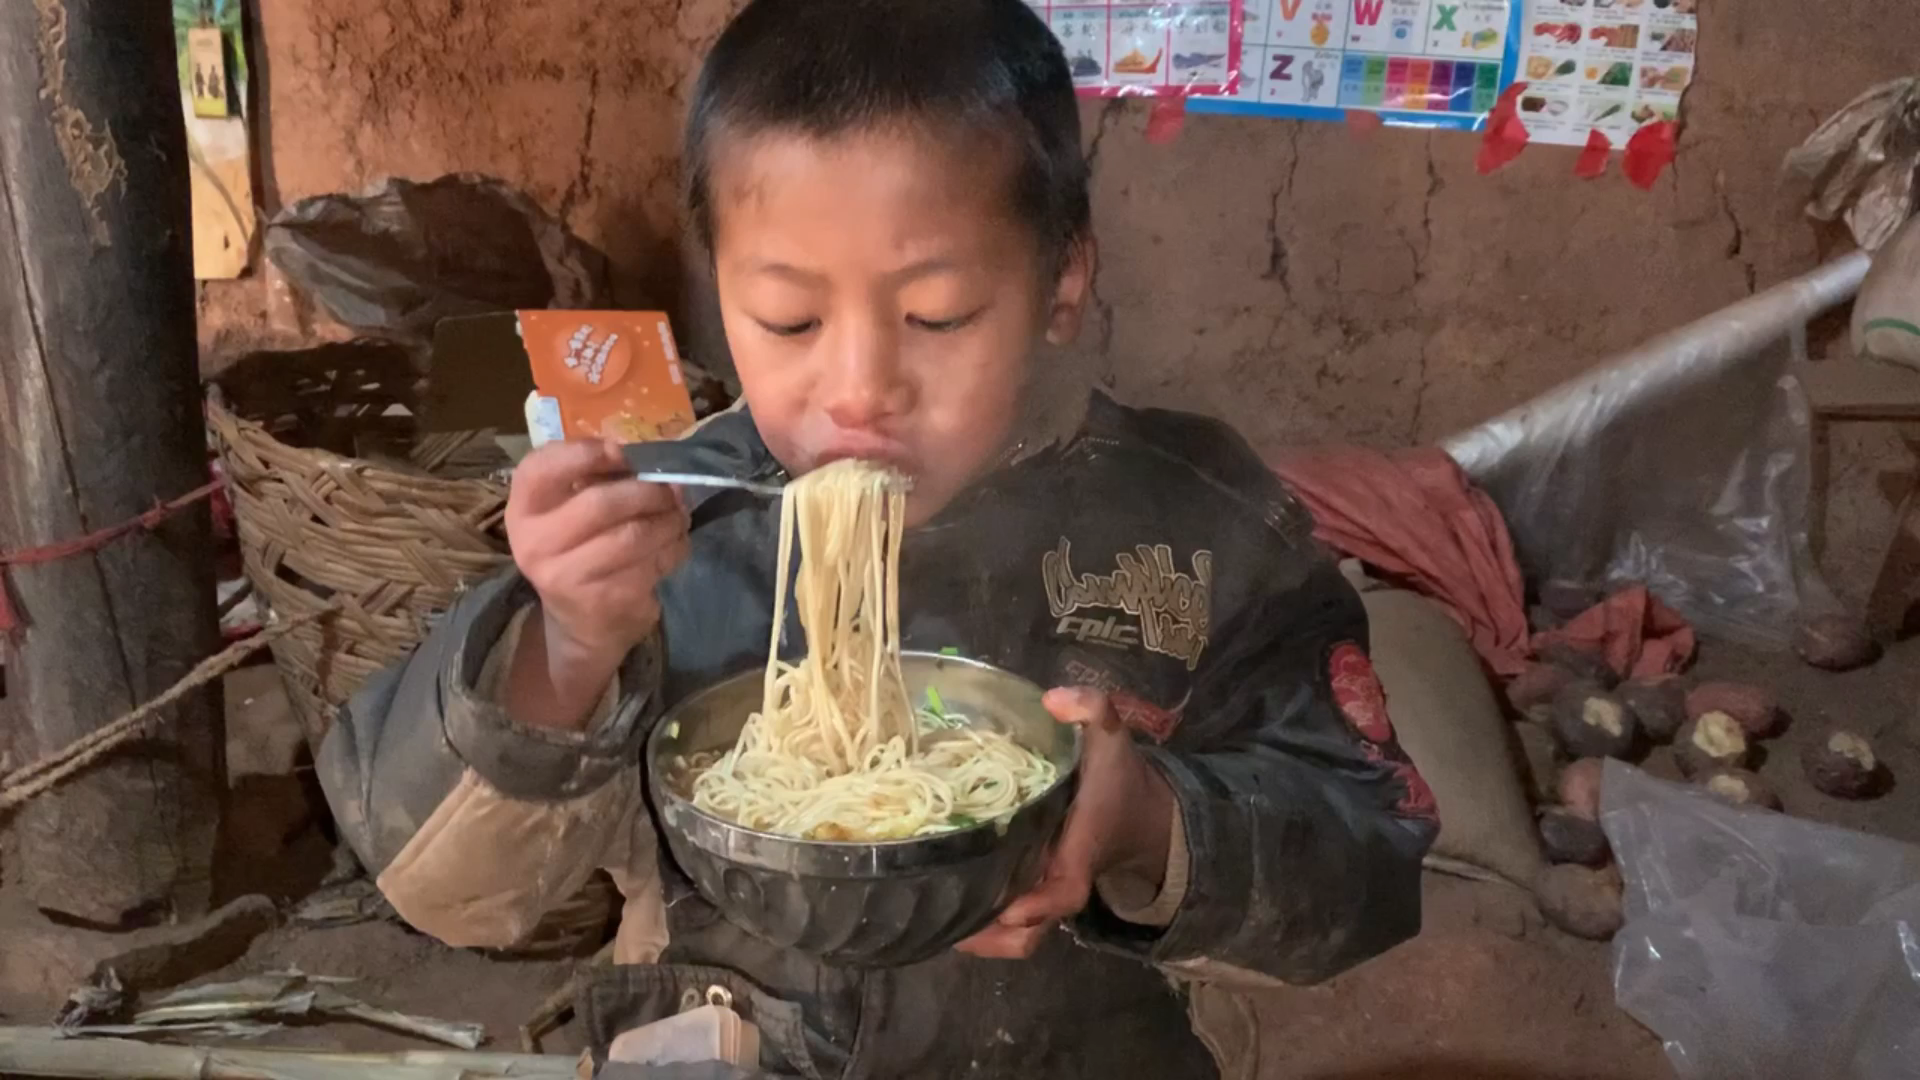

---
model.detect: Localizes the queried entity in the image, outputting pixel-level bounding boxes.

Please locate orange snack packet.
[519,310,696,443]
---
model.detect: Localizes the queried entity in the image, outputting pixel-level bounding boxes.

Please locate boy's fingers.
[558,515,690,586]
[955,921,1054,959]
[1042,686,1116,728]
[544,479,682,549]
[512,440,632,514]
[579,527,691,590]
[997,872,1087,929]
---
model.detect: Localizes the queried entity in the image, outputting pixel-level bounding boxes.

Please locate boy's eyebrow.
[747,261,825,285]
[884,257,961,284]
[746,257,963,284]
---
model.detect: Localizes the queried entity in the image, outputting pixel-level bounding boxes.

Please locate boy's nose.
[821,323,914,430]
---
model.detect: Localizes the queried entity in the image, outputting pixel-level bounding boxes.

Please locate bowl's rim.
[645,651,1082,867]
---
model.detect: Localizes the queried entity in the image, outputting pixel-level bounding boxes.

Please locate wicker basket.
[209,397,512,746]
[207,346,609,956]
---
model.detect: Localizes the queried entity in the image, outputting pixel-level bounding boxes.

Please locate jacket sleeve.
[1075,555,1438,987]
[315,405,769,959]
[315,571,670,960]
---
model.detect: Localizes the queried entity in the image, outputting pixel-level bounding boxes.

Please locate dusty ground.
[1225,626,1920,1080]
[2,630,1914,1076]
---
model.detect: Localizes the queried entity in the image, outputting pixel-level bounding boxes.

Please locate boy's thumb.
[1000,868,1089,928]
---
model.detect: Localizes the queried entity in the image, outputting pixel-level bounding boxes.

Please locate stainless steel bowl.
[646,652,1080,967]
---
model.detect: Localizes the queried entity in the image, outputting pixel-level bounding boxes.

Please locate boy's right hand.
[507,439,691,676]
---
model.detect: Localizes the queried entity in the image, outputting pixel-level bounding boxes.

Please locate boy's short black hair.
[684,0,1091,275]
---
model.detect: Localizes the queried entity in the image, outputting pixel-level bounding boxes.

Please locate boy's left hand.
[956,687,1176,960]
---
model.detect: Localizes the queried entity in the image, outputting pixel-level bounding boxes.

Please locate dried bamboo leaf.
[0,1026,576,1080]
[311,990,485,1050]
[130,972,485,1050]
[61,1020,284,1040]
[133,984,318,1025]
[55,970,128,1032]
[292,881,396,927]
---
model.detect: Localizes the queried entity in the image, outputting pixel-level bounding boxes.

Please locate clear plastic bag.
[1442,256,1869,650]
[1602,761,1920,1079]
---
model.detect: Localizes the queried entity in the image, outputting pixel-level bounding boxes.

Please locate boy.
[317,0,1437,1075]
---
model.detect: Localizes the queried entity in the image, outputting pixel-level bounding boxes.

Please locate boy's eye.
[906,309,984,334]
[756,317,820,338]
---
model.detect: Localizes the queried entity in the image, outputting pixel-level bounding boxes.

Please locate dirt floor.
[3,630,1916,1077]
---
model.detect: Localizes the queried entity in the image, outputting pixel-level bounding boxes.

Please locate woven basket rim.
[208,397,510,501]
[207,393,515,730]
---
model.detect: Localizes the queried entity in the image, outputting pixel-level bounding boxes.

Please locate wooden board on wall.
[189,122,255,279]
[175,1,255,279]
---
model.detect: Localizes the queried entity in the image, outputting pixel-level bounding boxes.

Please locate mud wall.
[202,0,1919,601]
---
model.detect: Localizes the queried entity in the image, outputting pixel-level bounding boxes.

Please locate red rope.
[0,479,225,636]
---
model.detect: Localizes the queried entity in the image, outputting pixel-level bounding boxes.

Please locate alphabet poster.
[1023,1,1247,98]
[1188,0,1520,130]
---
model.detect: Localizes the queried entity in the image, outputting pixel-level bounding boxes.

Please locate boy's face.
[709,127,1091,524]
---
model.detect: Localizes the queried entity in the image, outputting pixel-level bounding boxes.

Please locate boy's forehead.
[710,128,1024,258]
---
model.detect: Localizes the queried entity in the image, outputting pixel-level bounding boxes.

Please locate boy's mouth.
[813,434,913,473]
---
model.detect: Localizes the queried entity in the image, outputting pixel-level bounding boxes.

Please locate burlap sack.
[1855,214,1920,369]
[1354,573,1545,889]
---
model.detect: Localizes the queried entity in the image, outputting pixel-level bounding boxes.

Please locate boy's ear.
[1044,235,1097,347]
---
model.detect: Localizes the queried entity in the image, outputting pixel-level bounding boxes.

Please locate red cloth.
[1271,447,1694,680]
[1534,583,1695,680]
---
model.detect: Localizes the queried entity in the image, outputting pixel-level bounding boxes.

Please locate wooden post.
[0,0,223,923]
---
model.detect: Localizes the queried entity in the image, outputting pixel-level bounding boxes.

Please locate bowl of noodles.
[649,651,1079,967]
[644,458,1077,967]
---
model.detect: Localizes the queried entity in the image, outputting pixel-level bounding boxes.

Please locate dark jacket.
[318,393,1437,1079]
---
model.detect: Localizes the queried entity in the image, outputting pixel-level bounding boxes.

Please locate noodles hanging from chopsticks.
[689,460,1056,841]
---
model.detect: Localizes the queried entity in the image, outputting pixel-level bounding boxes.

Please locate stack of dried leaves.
[0,970,554,1080]
[53,970,484,1049]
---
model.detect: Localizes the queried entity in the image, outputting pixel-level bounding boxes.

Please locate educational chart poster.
[1024,1,1246,97]
[1188,0,1521,130]
[1514,0,1697,146]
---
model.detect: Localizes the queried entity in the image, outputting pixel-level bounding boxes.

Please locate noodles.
[688,460,1057,841]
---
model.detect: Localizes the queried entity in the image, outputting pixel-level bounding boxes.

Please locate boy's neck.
[998,377,1092,471]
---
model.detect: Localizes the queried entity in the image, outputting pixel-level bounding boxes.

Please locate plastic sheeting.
[1785,76,1920,253]
[264,174,610,345]
[1603,761,1920,1080]
[1443,254,1870,650]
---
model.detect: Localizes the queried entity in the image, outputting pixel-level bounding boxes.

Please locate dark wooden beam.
[0,0,223,924]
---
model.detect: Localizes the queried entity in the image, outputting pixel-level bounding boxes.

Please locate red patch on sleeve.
[1330,643,1395,744]
[1058,658,1184,743]
[1111,691,1182,744]
[1390,759,1439,822]
[1329,643,1439,823]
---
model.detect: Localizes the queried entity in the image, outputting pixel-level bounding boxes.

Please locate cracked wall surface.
[198,0,1918,602]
